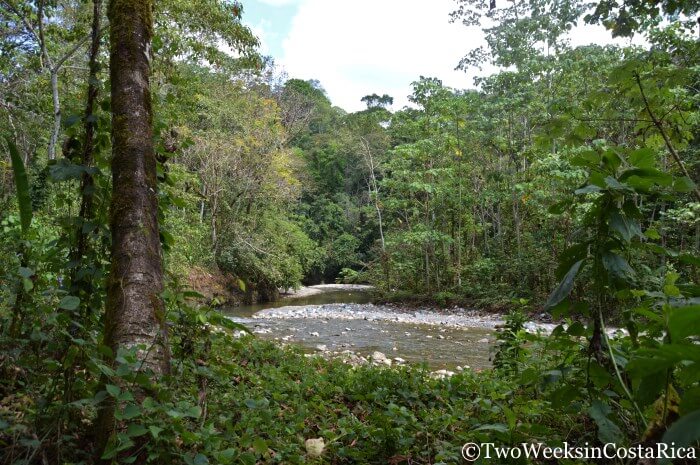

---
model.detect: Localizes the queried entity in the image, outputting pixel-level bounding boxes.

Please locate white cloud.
[250,19,273,55]
[257,0,301,5]
[276,0,643,112]
[278,0,484,111]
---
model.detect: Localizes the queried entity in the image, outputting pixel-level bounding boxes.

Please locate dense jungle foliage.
[1,0,699,463]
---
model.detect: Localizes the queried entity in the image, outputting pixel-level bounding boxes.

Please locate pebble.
[310,332,320,337]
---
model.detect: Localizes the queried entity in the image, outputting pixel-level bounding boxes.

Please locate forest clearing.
[1,0,699,463]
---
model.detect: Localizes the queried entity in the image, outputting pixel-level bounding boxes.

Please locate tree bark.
[70,0,102,293]
[97,0,169,460]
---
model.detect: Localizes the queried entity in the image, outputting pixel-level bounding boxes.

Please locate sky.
[241,0,639,112]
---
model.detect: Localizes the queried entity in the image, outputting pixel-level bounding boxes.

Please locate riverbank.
[280,283,374,299]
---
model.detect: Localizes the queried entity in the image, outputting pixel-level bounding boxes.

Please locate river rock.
[478,338,489,343]
[430,369,455,379]
[310,331,320,337]
[371,351,392,366]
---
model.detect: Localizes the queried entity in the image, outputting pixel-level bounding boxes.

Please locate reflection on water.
[222,290,494,369]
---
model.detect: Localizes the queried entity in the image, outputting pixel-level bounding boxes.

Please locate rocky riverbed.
[225,286,624,371]
[255,302,505,328]
[226,292,500,370]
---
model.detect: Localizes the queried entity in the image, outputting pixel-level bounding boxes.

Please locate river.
[223,286,498,370]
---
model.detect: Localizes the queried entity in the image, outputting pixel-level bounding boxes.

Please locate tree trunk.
[48,70,60,160]
[70,0,102,294]
[97,0,169,460]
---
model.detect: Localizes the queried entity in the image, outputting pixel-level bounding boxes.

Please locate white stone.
[305,438,325,457]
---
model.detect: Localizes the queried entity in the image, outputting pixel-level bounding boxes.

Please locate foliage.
[1,0,699,462]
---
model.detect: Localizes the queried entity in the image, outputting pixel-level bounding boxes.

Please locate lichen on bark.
[96,0,169,461]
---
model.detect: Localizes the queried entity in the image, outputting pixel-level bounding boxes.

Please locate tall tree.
[97,0,168,459]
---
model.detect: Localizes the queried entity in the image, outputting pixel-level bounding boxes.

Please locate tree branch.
[635,72,700,203]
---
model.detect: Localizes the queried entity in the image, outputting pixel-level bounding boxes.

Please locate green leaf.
[574,184,601,195]
[660,410,700,464]
[602,253,635,280]
[5,137,32,235]
[106,384,121,397]
[680,387,700,415]
[678,254,700,267]
[149,425,164,439]
[570,150,599,167]
[116,403,141,420]
[126,424,148,437]
[48,159,86,181]
[473,423,509,433]
[184,405,202,418]
[545,260,584,310]
[604,176,630,192]
[588,400,623,444]
[667,305,700,341]
[239,452,256,465]
[18,267,34,278]
[252,438,268,454]
[59,296,81,311]
[629,148,655,168]
[609,212,641,242]
[673,176,696,193]
[627,344,700,377]
[215,448,237,463]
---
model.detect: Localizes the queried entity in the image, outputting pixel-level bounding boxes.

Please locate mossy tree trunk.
[97,0,169,460]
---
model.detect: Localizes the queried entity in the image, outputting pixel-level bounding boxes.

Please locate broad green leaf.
[545,260,584,310]
[574,184,601,195]
[106,384,120,397]
[629,148,655,168]
[667,305,700,341]
[609,212,641,242]
[18,267,34,278]
[116,403,141,420]
[680,387,700,415]
[604,176,630,192]
[473,423,509,433]
[673,176,696,193]
[126,424,148,437]
[149,425,164,438]
[6,137,32,235]
[184,405,202,418]
[59,296,81,311]
[628,344,700,377]
[660,410,700,464]
[602,253,635,280]
[48,159,87,181]
[588,400,623,444]
[215,448,237,463]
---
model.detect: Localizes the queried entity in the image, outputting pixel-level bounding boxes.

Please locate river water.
[223,289,495,369]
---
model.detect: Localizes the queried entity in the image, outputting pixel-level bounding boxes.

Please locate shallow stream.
[223,289,496,369]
